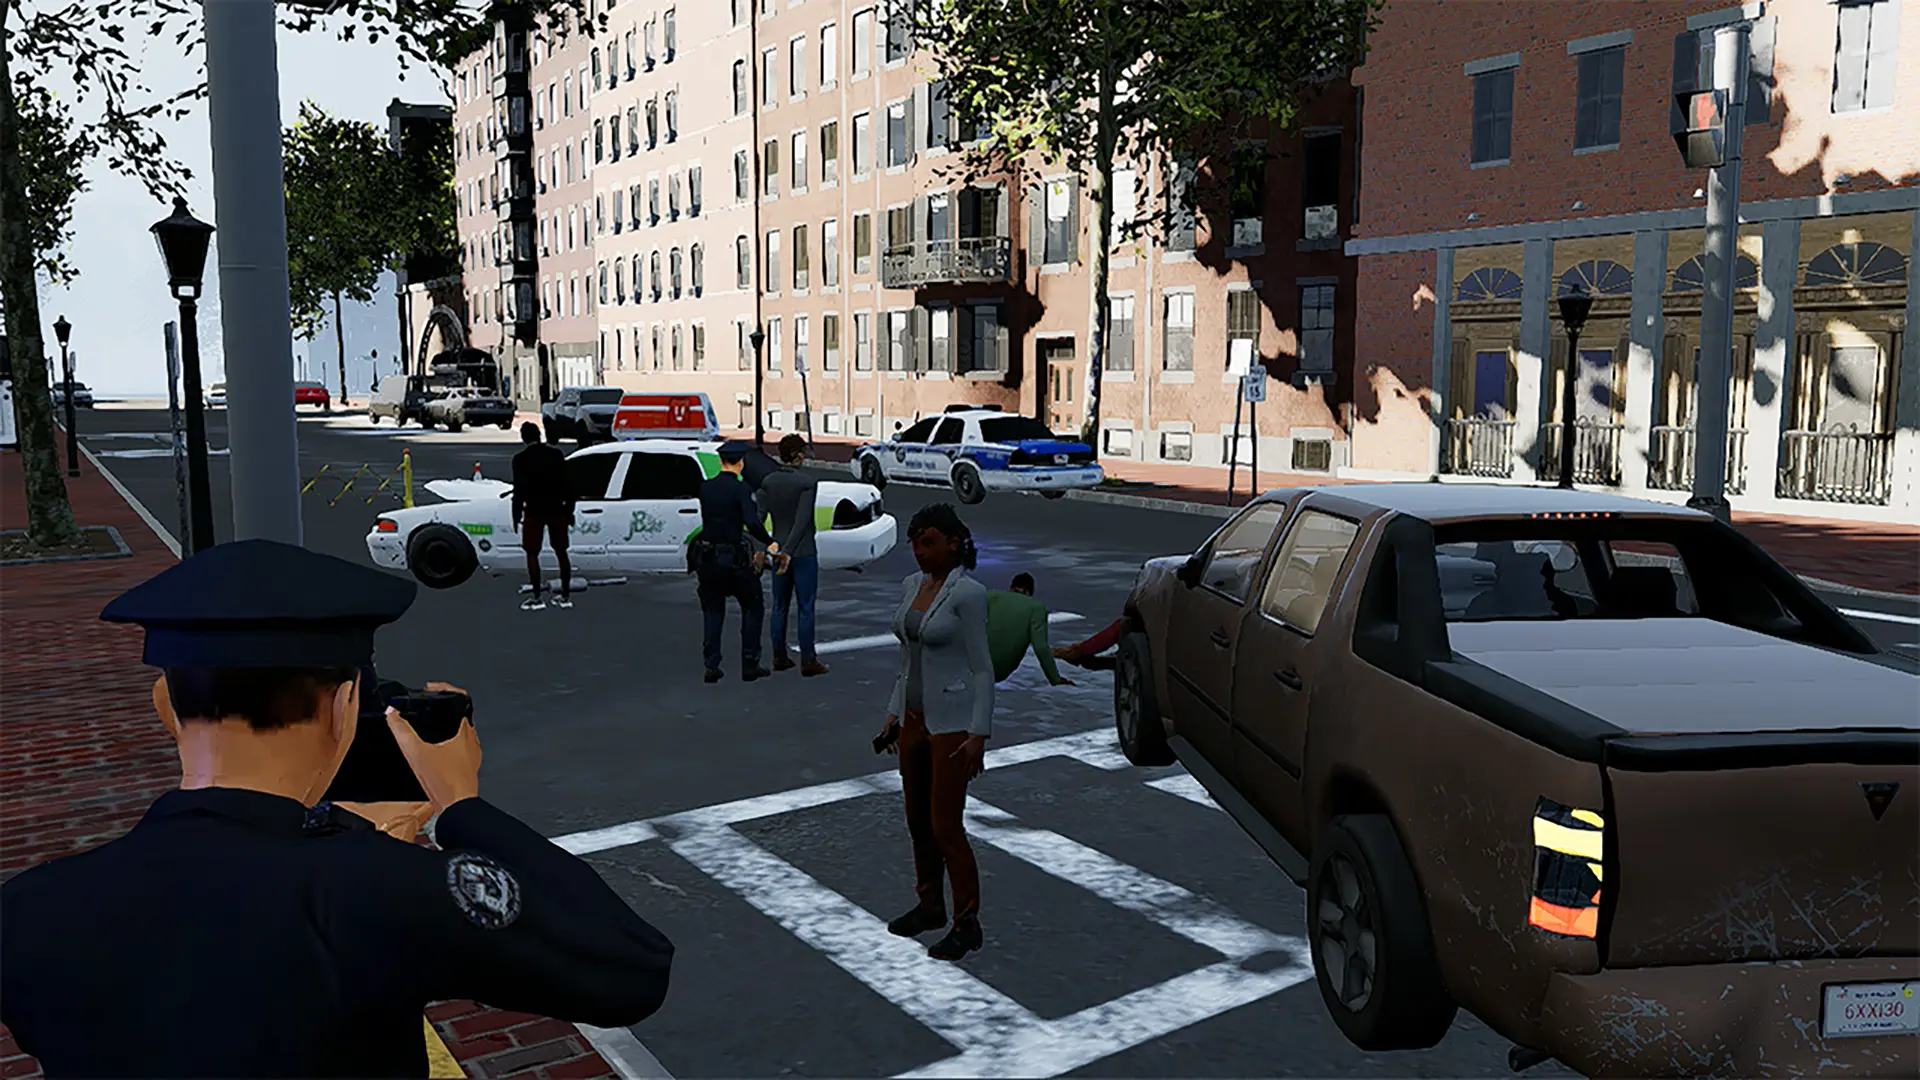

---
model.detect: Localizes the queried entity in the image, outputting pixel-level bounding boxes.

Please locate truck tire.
[406,524,478,590]
[1114,632,1175,766]
[1309,814,1458,1052]
[860,454,888,490]
[951,463,986,505]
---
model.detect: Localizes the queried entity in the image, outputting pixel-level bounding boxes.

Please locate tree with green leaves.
[906,0,1378,450]
[0,0,599,551]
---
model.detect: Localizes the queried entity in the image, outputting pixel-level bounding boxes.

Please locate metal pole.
[753,336,766,448]
[1689,21,1749,524]
[1250,395,1258,501]
[178,299,217,553]
[164,323,190,555]
[59,341,78,476]
[1226,390,1244,506]
[1558,325,1582,488]
[204,0,303,544]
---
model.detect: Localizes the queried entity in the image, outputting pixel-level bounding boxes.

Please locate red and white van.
[610,392,719,440]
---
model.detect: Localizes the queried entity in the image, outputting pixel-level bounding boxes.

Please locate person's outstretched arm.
[1030,605,1067,684]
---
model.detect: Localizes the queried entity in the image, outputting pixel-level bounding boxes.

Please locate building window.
[886,205,911,257]
[1106,295,1134,371]
[733,60,749,115]
[614,259,626,304]
[821,23,839,86]
[1299,284,1335,374]
[690,243,704,295]
[822,219,840,288]
[648,178,660,224]
[735,150,751,202]
[664,7,677,60]
[737,320,750,371]
[884,0,911,63]
[1226,288,1259,368]
[733,0,746,27]
[1161,430,1193,461]
[958,304,1003,374]
[853,8,874,77]
[854,311,873,370]
[652,326,663,369]
[792,130,808,190]
[852,112,872,175]
[763,139,780,197]
[628,183,642,228]
[767,317,782,373]
[644,18,657,66]
[886,100,910,167]
[926,192,951,244]
[736,234,752,289]
[650,251,662,300]
[1834,0,1900,113]
[668,173,682,219]
[927,79,952,149]
[670,247,684,298]
[1108,167,1137,247]
[613,188,627,232]
[693,323,706,369]
[1044,178,1075,264]
[563,72,572,115]
[1575,46,1624,150]
[1228,142,1265,250]
[853,211,873,274]
[688,166,702,216]
[646,98,658,147]
[821,121,840,184]
[1167,160,1196,251]
[1164,292,1194,371]
[928,306,952,372]
[666,91,679,141]
[762,47,778,107]
[594,120,605,163]
[790,36,807,96]
[886,310,911,371]
[823,313,841,371]
[1302,133,1340,240]
[672,325,684,370]
[765,230,781,293]
[598,261,609,304]
[793,224,810,291]
[794,315,810,373]
[1472,67,1515,164]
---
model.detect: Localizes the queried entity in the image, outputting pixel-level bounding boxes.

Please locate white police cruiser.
[849,406,1103,504]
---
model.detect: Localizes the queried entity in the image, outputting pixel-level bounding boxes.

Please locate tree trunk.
[1081,72,1119,457]
[0,30,79,547]
[333,289,348,406]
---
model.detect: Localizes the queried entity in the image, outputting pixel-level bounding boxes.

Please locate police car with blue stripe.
[849,405,1104,504]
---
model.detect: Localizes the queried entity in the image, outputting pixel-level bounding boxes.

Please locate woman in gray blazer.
[875,503,995,961]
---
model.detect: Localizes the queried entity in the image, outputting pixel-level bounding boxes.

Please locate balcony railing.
[1442,417,1516,478]
[1647,426,1749,495]
[1778,429,1894,505]
[880,236,1012,288]
[1535,421,1626,486]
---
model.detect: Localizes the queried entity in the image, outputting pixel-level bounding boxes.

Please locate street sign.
[1241,365,1267,404]
[1228,338,1254,377]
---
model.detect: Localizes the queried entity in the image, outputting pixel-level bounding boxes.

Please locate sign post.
[163,322,191,556]
[1243,365,1267,501]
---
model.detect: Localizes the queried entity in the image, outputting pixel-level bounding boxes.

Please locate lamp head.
[1557,282,1594,335]
[53,316,71,346]
[151,196,216,301]
[748,327,766,351]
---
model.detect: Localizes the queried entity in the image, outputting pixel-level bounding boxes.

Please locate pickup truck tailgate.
[1449,619,1920,967]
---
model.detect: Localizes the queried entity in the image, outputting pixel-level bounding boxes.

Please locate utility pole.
[204,0,303,544]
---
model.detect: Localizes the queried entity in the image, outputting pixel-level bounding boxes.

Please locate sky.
[32,10,451,397]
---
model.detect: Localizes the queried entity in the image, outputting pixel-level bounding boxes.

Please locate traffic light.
[1672,29,1727,168]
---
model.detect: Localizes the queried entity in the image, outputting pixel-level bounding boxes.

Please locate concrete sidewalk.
[0,447,629,1080]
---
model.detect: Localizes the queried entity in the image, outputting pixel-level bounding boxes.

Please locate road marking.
[423,1018,462,1078]
[815,612,1083,656]
[1840,607,1920,627]
[1146,774,1223,811]
[577,1024,676,1079]
[93,446,229,458]
[79,443,181,557]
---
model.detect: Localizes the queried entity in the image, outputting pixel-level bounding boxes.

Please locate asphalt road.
[73,404,1918,1078]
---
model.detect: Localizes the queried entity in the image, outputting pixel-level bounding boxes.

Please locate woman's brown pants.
[898,710,979,925]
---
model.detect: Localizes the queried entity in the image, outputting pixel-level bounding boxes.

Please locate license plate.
[1822,981,1919,1039]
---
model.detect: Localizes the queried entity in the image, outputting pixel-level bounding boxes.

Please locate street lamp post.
[152,196,218,554]
[52,316,77,477]
[1554,283,1595,490]
[749,326,767,449]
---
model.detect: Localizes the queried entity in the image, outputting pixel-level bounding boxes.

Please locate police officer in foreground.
[0,540,674,1079]
[693,440,773,684]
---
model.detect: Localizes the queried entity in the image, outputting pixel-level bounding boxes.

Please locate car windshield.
[295,382,324,389]
[580,389,624,405]
[980,417,1058,444]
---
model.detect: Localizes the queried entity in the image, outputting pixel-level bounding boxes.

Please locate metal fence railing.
[1778,429,1893,505]
[1535,421,1626,486]
[1647,426,1749,495]
[1442,417,1516,478]
[300,449,416,508]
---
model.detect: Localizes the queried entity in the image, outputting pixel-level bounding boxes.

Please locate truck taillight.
[375,518,399,533]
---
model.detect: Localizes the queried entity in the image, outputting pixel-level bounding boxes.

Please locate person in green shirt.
[986,574,1074,686]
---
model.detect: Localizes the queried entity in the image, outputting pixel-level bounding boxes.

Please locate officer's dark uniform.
[0,540,674,1079]
[693,442,772,680]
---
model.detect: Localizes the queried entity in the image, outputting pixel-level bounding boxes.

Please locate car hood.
[423,478,512,502]
[818,480,879,506]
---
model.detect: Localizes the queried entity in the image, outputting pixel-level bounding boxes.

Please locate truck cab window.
[1260,511,1360,635]
[1199,503,1286,603]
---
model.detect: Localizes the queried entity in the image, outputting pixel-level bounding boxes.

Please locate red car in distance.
[293,381,332,412]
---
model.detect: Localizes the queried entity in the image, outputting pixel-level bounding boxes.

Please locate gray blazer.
[887,570,996,738]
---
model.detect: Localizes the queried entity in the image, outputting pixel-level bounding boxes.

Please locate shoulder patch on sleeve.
[445,852,522,929]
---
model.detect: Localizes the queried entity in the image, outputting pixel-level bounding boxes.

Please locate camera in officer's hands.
[322,669,473,803]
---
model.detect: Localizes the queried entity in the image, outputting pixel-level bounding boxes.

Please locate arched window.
[1804,242,1907,288]
[1456,266,1524,302]
[1557,259,1632,296]
[1669,253,1759,292]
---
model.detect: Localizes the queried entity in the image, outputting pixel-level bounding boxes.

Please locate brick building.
[1346,0,1919,522]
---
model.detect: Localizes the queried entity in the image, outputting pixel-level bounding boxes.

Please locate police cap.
[100,539,417,669]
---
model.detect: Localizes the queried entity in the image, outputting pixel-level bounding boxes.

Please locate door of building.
[1043,341,1078,435]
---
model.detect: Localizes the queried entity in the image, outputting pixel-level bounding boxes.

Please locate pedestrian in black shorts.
[511,421,576,610]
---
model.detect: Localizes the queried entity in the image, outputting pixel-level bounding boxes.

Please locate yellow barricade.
[300,448,415,508]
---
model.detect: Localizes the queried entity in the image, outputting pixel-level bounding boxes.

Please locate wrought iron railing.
[1536,421,1626,486]
[1442,417,1516,478]
[1778,428,1894,505]
[1647,426,1749,495]
[880,236,1013,288]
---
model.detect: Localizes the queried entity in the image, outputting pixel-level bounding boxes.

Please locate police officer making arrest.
[693,440,773,683]
[0,540,674,1079]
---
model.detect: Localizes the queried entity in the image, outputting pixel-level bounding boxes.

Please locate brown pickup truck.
[1113,482,1918,1077]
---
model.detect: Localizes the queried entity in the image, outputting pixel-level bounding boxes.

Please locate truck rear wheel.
[407,525,478,589]
[1309,814,1457,1051]
[1115,632,1174,766]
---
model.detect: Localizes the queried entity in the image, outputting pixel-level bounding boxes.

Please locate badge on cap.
[446,852,522,929]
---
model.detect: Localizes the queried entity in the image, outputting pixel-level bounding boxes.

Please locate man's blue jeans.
[770,554,819,662]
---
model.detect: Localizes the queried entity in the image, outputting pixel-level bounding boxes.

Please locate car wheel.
[406,524,478,589]
[1041,490,1066,500]
[1309,814,1458,1052]
[498,421,511,430]
[447,418,464,432]
[860,454,888,490]
[368,411,380,424]
[1114,632,1175,766]
[951,463,986,505]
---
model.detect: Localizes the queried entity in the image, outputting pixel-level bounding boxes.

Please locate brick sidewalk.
[0,447,622,1080]
[775,431,1917,595]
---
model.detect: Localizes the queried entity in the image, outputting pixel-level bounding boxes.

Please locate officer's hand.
[752,551,769,573]
[774,553,791,575]
[333,800,435,842]
[388,681,482,814]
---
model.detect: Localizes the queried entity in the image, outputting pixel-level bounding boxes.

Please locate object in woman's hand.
[873,721,901,754]
[388,689,472,744]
